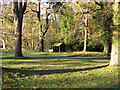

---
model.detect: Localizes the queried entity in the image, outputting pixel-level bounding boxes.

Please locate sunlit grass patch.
[2,55,118,88]
[2,49,108,58]
[70,51,109,58]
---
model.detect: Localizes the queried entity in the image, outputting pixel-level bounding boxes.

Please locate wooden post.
[59,46,60,53]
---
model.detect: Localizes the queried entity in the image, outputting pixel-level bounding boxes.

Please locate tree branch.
[39,2,40,13]
[76,2,102,15]
[18,1,23,12]
[22,2,27,13]
[84,8,102,14]
[94,0,104,9]
[24,11,29,14]
[20,1,22,8]
[13,2,19,15]
[30,8,38,13]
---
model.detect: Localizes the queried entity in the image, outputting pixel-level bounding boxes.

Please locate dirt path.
[2,52,110,62]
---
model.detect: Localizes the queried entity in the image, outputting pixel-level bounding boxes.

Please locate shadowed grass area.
[2,55,49,60]
[2,55,118,88]
[2,65,109,76]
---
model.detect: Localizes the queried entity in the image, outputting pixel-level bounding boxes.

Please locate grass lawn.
[1,54,118,88]
[2,49,109,58]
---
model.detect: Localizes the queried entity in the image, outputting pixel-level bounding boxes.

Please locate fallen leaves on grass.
[53,81,71,86]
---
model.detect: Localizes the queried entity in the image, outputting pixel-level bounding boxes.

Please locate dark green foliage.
[57,4,74,33]
[52,2,63,12]
[87,40,104,52]
[65,40,84,51]
[49,40,56,49]
[92,5,113,46]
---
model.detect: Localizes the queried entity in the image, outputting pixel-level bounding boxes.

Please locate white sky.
[0,0,117,3]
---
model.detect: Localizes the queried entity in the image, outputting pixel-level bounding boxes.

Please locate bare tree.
[31,2,51,52]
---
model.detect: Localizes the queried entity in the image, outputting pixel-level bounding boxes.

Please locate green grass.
[2,49,108,58]
[2,54,118,88]
[2,50,14,53]
[23,51,109,58]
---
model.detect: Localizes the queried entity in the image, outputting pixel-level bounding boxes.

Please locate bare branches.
[85,8,102,14]
[24,10,29,14]
[94,1,102,6]
[19,1,22,8]
[94,0,104,9]
[30,8,38,13]
[76,1,103,15]
[39,2,41,14]
[13,1,27,16]
[22,2,27,13]
[18,2,23,12]
[30,2,40,13]
[13,2,19,16]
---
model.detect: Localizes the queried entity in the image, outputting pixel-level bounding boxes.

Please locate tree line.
[1,1,120,65]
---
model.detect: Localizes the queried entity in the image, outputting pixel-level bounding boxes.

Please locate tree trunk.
[103,43,109,56]
[83,12,88,52]
[103,44,107,54]
[110,1,120,65]
[110,30,120,65]
[13,1,27,57]
[32,38,34,50]
[103,28,111,57]
[2,40,6,49]
[31,2,50,52]
[14,14,23,57]
[40,38,44,52]
[83,27,88,52]
[39,7,49,52]
[36,2,44,52]
[32,27,34,50]
[94,1,112,57]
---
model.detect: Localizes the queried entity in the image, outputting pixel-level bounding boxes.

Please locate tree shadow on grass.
[2,64,109,77]
[68,54,94,57]
[68,54,110,59]
[2,56,110,62]
[2,52,110,60]
[2,56,51,60]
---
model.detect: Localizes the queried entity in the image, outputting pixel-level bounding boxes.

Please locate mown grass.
[2,49,108,58]
[2,50,14,53]
[23,51,109,58]
[2,54,118,88]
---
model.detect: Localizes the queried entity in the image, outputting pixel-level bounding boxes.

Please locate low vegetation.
[2,54,118,88]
